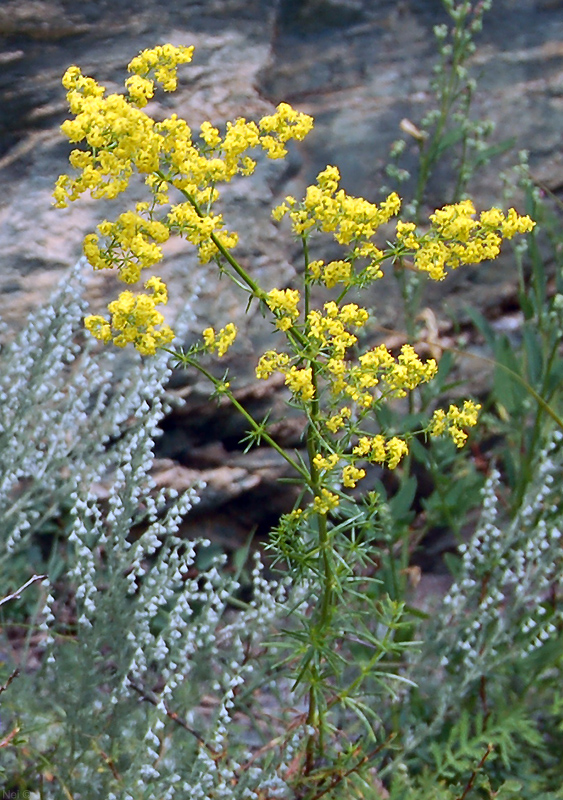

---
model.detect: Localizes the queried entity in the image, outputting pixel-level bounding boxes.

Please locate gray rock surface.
[1,0,562,543]
[2,0,562,325]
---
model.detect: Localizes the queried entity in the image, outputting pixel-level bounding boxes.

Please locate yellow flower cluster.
[313,488,340,515]
[308,301,369,358]
[428,400,481,447]
[353,435,409,470]
[167,202,238,264]
[202,323,238,357]
[341,464,366,488]
[329,343,437,408]
[396,200,535,281]
[258,102,314,158]
[127,44,195,98]
[272,166,399,281]
[313,453,365,488]
[266,288,301,331]
[54,60,165,206]
[55,44,315,353]
[325,406,352,433]
[255,350,291,379]
[255,350,315,400]
[84,276,174,355]
[308,259,353,288]
[157,114,260,202]
[313,453,340,472]
[284,366,315,401]
[304,431,412,508]
[83,212,170,283]
[256,295,437,415]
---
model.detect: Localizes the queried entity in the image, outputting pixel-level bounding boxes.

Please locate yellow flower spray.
[55,43,535,772]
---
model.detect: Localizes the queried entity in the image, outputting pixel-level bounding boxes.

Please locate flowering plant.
[54,42,535,783]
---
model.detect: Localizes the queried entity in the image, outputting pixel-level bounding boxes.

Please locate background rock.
[1,0,562,545]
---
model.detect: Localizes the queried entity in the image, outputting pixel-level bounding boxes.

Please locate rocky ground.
[1,0,562,560]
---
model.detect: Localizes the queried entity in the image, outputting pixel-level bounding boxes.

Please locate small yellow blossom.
[342,465,366,488]
[258,103,314,159]
[500,208,535,238]
[266,288,301,330]
[84,315,112,342]
[85,276,174,355]
[429,400,481,447]
[322,260,352,288]
[127,44,194,92]
[325,406,351,433]
[386,437,409,469]
[306,260,322,281]
[384,345,438,396]
[83,211,170,284]
[125,75,155,108]
[200,121,222,148]
[352,434,408,469]
[255,350,291,380]
[313,488,340,515]
[284,366,315,401]
[202,323,238,357]
[396,220,420,250]
[313,453,340,472]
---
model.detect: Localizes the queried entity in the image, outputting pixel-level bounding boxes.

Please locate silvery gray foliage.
[399,429,563,756]
[0,258,186,563]
[429,431,563,685]
[0,260,310,798]
[35,468,300,799]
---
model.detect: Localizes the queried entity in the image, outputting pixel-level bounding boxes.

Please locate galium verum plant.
[54,43,535,769]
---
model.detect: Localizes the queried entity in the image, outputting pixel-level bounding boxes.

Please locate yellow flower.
[313,488,340,515]
[284,366,314,401]
[266,288,301,330]
[325,406,351,433]
[322,260,351,288]
[384,345,438,396]
[501,208,535,238]
[342,465,366,488]
[313,453,340,472]
[85,276,174,355]
[203,323,238,357]
[200,121,222,148]
[125,75,155,108]
[386,437,409,469]
[84,315,112,342]
[428,400,481,447]
[352,434,408,469]
[127,44,194,92]
[203,327,216,348]
[255,350,291,380]
[258,103,314,159]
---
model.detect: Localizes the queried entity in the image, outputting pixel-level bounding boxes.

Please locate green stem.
[300,236,336,768]
[303,351,336,770]
[163,175,311,353]
[413,12,469,217]
[302,234,311,321]
[163,350,312,485]
[512,335,561,509]
[164,177,266,300]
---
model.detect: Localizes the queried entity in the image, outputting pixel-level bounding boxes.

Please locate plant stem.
[164,350,312,485]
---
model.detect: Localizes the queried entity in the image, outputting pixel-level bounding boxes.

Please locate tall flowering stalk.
[54,44,535,777]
